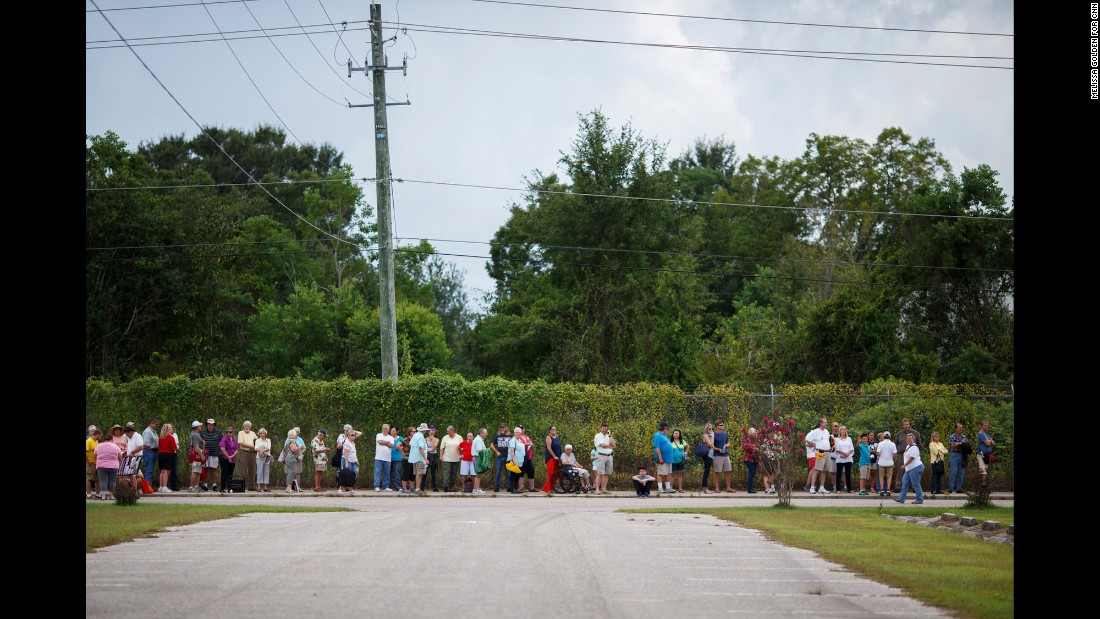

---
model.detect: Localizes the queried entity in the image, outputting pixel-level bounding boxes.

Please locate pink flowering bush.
[756,410,802,507]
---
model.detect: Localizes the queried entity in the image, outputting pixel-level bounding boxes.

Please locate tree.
[345,300,452,378]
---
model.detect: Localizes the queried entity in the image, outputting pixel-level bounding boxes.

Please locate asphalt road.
[87,492,1011,618]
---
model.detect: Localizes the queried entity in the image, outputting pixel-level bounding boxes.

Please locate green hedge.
[86,374,1014,491]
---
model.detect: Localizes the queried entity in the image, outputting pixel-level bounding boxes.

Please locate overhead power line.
[85,21,371,48]
[86,0,257,12]
[467,0,1014,37]
[86,0,356,249]
[83,175,1014,222]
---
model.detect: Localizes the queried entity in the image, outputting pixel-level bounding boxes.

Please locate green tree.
[345,300,452,378]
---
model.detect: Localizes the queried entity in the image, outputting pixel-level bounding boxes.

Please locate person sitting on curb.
[632,466,656,498]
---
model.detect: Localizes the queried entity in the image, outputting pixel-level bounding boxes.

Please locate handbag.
[278,449,286,463]
[694,440,711,459]
[505,460,522,474]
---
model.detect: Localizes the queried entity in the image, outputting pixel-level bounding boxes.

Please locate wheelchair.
[555,465,590,494]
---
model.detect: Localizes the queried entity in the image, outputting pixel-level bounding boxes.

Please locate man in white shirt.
[593,423,616,495]
[141,419,159,489]
[875,431,897,497]
[373,423,393,491]
[470,428,488,494]
[804,418,831,494]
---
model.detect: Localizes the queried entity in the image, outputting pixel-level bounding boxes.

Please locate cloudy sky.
[86,0,1014,311]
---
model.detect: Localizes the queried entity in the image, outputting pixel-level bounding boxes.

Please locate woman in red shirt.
[459,432,475,491]
[157,423,177,492]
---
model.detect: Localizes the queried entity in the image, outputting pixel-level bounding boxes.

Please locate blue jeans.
[143,451,158,485]
[347,462,359,475]
[391,461,404,489]
[374,459,391,489]
[494,455,509,490]
[948,452,964,491]
[745,461,757,492]
[898,464,924,502]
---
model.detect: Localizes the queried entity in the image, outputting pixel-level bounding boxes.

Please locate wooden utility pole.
[370,3,397,380]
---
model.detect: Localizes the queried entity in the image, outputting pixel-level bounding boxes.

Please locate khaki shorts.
[878,465,893,480]
[859,465,870,480]
[191,462,203,473]
[87,461,97,481]
[813,457,826,472]
[596,454,614,475]
[824,457,837,473]
[712,455,732,473]
[656,462,672,476]
[413,461,426,476]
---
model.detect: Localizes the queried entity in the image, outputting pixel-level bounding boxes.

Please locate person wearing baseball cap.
[491,423,512,492]
[200,419,222,491]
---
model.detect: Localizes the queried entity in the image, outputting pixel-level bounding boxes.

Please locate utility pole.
[349,3,408,381]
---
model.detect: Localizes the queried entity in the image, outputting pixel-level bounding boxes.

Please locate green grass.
[622,506,1013,619]
[86,503,352,553]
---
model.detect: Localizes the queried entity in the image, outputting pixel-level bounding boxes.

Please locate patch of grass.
[622,506,1013,619]
[86,504,351,553]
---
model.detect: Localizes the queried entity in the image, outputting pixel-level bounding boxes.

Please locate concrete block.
[1007,525,1014,535]
[959,517,978,526]
[941,512,959,522]
[981,520,1001,531]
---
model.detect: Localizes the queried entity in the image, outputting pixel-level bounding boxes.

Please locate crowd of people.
[85,416,997,500]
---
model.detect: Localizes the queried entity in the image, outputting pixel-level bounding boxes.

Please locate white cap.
[192,421,201,428]
[88,425,97,432]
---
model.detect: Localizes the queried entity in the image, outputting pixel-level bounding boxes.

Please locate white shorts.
[460,460,477,476]
[205,456,219,468]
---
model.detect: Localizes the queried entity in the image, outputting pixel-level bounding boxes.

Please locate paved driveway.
[86,494,979,618]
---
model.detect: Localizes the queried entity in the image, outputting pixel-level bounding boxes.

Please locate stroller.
[555,465,590,494]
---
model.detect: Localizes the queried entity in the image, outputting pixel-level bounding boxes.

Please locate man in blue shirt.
[652,422,673,493]
[711,421,733,492]
[947,422,969,494]
[408,423,429,494]
[389,427,404,491]
[976,420,995,482]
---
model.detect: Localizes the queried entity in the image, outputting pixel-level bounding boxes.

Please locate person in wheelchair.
[558,444,592,493]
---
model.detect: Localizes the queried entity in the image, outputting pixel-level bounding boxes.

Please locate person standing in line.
[337,426,363,494]
[700,422,715,494]
[928,431,948,494]
[976,419,995,484]
[373,423,393,492]
[439,425,463,492]
[507,427,526,494]
[542,425,563,494]
[141,418,160,491]
[518,424,537,492]
[408,423,429,493]
[169,424,180,491]
[311,429,330,492]
[711,421,734,493]
[892,418,921,492]
[894,433,925,504]
[389,427,405,491]
[876,431,897,497]
[236,421,258,492]
[856,432,872,495]
[833,426,855,493]
[426,425,441,491]
[255,428,272,492]
[283,429,304,493]
[825,421,840,492]
[669,429,687,494]
[187,421,204,492]
[86,427,101,498]
[760,428,779,494]
[200,419,222,491]
[459,431,476,492]
[471,427,488,495]
[652,422,673,494]
[946,422,969,494]
[632,466,655,498]
[741,427,759,494]
[122,422,145,489]
[804,418,831,494]
[867,430,880,494]
[593,423,616,495]
[93,433,123,500]
[491,424,511,493]
[157,423,177,493]
[400,427,415,492]
[218,425,238,493]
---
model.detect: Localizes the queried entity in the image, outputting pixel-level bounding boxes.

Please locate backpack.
[463,477,474,493]
[476,445,493,474]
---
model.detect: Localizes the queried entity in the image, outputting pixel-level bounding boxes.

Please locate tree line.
[85,111,1013,388]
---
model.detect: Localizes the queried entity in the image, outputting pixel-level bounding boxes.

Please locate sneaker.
[894,499,904,503]
[859,490,868,495]
[473,489,485,495]
[94,494,103,500]
[819,488,830,494]
[879,491,886,496]
[809,487,816,494]
[884,491,892,496]
[86,492,93,498]
[337,489,347,494]
[212,484,219,492]
[163,487,173,493]
[383,488,393,492]
[914,500,924,504]
[803,484,811,492]
[374,487,380,491]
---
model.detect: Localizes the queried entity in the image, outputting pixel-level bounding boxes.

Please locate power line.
[239,0,345,107]
[197,0,341,171]
[86,0,257,12]
[83,175,1014,222]
[466,0,1014,38]
[384,22,1012,69]
[317,0,363,70]
[86,20,371,46]
[86,0,356,250]
[281,0,372,100]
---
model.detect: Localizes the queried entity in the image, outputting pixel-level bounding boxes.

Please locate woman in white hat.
[559,444,592,492]
[255,428,272,492]
[283,429,304,493]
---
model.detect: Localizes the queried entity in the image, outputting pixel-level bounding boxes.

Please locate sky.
[86,0,1014,312]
